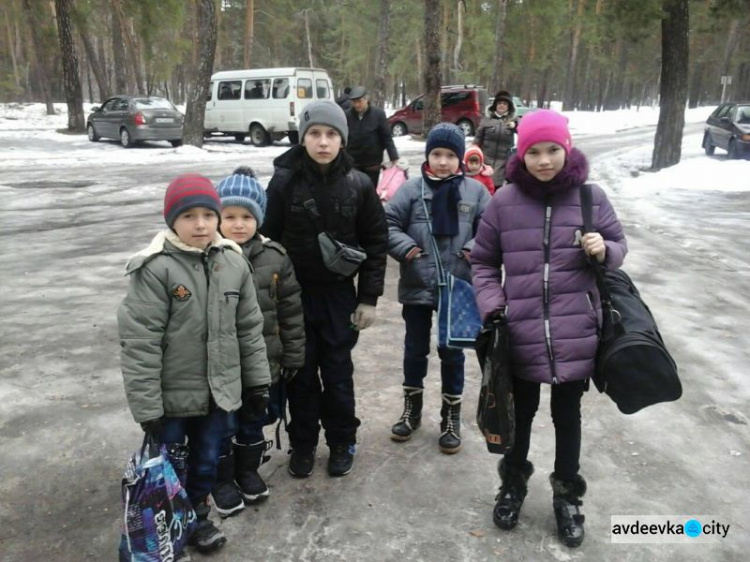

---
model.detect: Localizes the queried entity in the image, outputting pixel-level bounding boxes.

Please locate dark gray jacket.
[474,108,518,186]
[385,175,490,306]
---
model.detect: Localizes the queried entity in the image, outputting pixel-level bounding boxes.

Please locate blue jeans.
[220,382,287,454]
[402,304,465,395]
[160,407,231,506]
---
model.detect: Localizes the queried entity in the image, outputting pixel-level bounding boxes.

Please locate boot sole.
[390,433,413,442]
[288,466,313,478]
[191,536,227,554]
[439,444,462,454]
[214,503,245,518]
[241,489,270,504]
[560,534,584,548]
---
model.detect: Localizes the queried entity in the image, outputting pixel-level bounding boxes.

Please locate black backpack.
[580,185,682,414]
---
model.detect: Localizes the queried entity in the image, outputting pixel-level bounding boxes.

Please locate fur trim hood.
[125,229,242,273]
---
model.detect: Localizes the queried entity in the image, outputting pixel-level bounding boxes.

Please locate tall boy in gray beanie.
[260,99,388,480]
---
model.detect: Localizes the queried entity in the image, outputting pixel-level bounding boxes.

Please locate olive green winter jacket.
[241,235,305,383]
[118,230,271,423]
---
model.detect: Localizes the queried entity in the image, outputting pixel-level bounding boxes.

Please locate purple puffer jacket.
[471,149,627,384]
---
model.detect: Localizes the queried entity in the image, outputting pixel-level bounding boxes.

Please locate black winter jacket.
[261,145,388,306]
[345,104,399,170]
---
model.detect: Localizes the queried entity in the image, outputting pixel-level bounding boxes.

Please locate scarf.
[422,162,462,236]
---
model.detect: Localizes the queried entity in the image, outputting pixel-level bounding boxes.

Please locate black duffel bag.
[581,184,681,414]
[475,317,515,453]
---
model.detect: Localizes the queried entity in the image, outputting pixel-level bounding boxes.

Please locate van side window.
[218,81,242,101]
[316,79,330,99]
[297,78,313,99]
[273,79,290,99]
[207,82,213,101]
[245,79,271,100]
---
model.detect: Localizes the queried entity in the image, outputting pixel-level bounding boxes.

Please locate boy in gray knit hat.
[210,167,305,518]
[260,101,388,479]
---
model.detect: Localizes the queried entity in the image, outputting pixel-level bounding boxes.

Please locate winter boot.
[211,452,245,518]
[550,473,587,548]
[493,458,534,530]
[288,447,316,478]
[391,386,424,442]
[438,394,462,454]
[234,440,271,503]
[188,501,227,554]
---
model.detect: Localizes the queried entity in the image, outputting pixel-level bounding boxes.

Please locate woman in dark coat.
[473,90,519,189]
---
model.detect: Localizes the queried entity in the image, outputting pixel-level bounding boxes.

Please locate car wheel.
[249,123,270,147]
[391,122,407,137]
[87,123,100,142]
[170,140,183,148]
[288,131,299,145]
[703,133,715,156]
[120,127,135,148]
[457,119,474,137]
[234,134,246,143]
[728,139,738,160]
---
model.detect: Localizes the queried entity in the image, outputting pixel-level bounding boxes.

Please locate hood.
[125,229,242,274]
[464,145,485,165]
[488,93,516,118]
[505,147,589,199]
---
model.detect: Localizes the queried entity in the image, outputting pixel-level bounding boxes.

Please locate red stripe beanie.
[163,173,221,228]
[516,109,572,159]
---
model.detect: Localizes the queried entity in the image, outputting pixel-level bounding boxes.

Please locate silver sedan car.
[86,95,184,148]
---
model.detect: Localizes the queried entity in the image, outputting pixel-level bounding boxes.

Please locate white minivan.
[204,67,334,146]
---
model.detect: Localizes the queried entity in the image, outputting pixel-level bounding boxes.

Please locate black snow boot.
[234,440,271,503]
[391,386,424,442]
[493,458,534,530]
[438,394,462,454]
[550,472,587,548]
[188,501,227,554]
[211,452,245,518]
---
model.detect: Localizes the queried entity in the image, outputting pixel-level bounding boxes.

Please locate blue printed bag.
[118,435,196,561]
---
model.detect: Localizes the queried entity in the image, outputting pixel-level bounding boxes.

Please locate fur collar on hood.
[125,229,242,273]
[505,147,589,199]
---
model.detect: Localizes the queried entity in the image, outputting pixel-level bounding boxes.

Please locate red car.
[389,86,489,137]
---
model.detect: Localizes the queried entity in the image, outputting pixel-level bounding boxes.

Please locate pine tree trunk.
[183,0,217,147]
[688,61,705,108]
[440,0,450,84]
[22,0,55,113]
[54,0,85,131]
[244,0,254,68]
[3,5,22,92]
[491,0,508,93]
[111,0,129,93]
[651,0,689,171]
[423,0,442,134]
[562,0,586,111]
[373,0,392,107]
[73,8,110,101]
[452,1,465,79]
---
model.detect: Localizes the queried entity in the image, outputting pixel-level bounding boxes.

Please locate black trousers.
[286,282,360,451]
[505,377,586,479]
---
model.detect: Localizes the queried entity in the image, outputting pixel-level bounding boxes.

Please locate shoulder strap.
[420,179,446,285]
[580,183,594,234]
[295,182,325,234]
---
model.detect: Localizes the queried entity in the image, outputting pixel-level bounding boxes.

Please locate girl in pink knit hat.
[471,109,628,548]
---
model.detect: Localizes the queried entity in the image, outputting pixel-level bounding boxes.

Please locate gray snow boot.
[438,394,462,454]
[550,472,587,548]
[391,386,424,442]
[493,458,534,530]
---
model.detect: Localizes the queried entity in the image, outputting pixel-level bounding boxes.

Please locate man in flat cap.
[345,86,400,189]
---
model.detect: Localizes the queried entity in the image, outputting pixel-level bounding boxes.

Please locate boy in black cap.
[346,86,400,188]
[261,101,388,478]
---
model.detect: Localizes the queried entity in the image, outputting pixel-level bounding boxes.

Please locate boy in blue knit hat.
[212,167,305,517]
[384,123,490,454]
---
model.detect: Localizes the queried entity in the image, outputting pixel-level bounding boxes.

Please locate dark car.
[87,95,184,148]
[702,102,750,159]
[388,85,489,137]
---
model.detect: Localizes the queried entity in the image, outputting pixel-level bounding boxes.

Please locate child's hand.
[405,246,423,262]
[140,419,162,437]
[351,303,377,330]
[242,386,271,420]
[280,366,299,381]
[582,232,606,263]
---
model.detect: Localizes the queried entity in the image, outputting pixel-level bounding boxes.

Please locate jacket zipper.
[202,251,210,288]
[542,200,559,384]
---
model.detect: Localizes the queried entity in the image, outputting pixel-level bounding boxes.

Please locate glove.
[351,303,377,331]
[489,310,507,325]
[280,366,299,381]
[241,385,271,421]
[140,418,162,437]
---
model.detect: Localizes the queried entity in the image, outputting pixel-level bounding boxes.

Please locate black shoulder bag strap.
[580,184,619,324]
[297,182,326,234]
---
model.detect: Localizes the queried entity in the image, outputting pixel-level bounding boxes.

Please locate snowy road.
[0,119,748,561]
